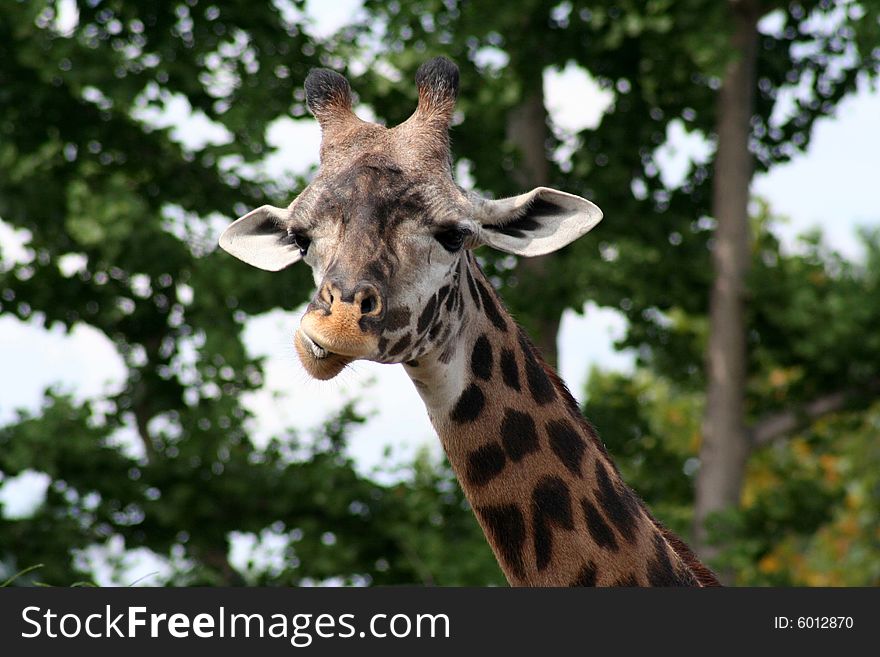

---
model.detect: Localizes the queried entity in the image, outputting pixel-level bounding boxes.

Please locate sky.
[1,1,879,578]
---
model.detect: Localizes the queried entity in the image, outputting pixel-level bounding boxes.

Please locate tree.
[0,0,501,587]
[589,218,880,584]
[695,0,880,572]
[346,0,727,362]
[3,0,878,586]
[348,0,880,578]
[0,394,503,586]
[0,0,318,583]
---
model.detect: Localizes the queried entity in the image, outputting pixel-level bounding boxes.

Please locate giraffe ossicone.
[219,56,719,587]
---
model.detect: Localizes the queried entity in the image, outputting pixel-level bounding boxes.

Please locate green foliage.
[587,374,880,586]
[347,0,880,368]
[715,400,880,586]
[584,223,880,584]
[2,0,878,586]
[0,0,501,586]
[585,369,702,537]
[0,394,499,586]
[749,217,880,414]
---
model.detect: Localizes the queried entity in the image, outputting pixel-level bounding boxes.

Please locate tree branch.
[749,380,880,447]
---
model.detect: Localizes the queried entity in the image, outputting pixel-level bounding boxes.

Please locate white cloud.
[74,535,176,586]
[54,0,79,36]
[0,222,33,271]
[262,117,322,179]
[0,316,126,425]
[753,78,880,259]
[132,92,233,152]
[544,62,614,134]
[654,120,713,189]
[558,303,634,405]
[304,0,364,38]
[0,470,51,519]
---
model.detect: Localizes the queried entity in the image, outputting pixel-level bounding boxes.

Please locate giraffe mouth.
[294,328,354,380]
[300,331,330,360]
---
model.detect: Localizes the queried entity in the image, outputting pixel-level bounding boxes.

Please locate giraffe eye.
[435,227,468,252]
[286,229,311,256]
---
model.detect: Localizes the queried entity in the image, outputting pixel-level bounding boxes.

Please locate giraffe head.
[219,57,602,380]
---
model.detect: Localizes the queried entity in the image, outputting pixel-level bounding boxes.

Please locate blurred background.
[1,0,879,586]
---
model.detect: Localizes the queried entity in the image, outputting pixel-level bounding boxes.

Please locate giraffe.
[219,57,720,587]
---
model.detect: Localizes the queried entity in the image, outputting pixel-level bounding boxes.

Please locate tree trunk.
[693,0,760,581]
[506,83,560,366]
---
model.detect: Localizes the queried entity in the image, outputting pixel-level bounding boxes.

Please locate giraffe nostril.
[360,295,376,315]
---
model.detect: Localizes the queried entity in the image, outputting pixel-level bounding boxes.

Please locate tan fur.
[300,310,379,358]
[425,286,712,586]
[293,331,352,380]
[294,285,380,380]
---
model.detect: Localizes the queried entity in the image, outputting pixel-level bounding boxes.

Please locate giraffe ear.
[218,205,303,271]
[472,187,603,257]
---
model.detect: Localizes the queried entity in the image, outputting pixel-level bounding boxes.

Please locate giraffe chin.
[294,330,354,380]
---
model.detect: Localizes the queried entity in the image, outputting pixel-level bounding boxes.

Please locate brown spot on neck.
[404,259,717,587]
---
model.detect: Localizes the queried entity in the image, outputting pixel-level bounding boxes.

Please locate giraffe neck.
[404,257,717,586]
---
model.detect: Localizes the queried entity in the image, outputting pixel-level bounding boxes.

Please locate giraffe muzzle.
[299,331,330,360]
[294,327,354,381]
[294,306,381,380]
